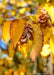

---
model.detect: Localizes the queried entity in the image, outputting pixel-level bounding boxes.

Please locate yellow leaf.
[37,4,45,15]
[9,0,16,4]
[14,65,27,75]
[5,69,13,75]
[45,3,54,23]
[0,17,4,25]
[36,4,45,22]
[50,27,54,55]
[10,10,16,16]
[0,59,3,66]
[16,43,29,59]
[4,57,13,67]
[26,20,43,61]
[51,53,54,64]
[46,0,54,3]
[16,40,33,59]
[20,44,29,59]
[16,1,27,7]
[50,36,54,55]
[52,27,54,35]
[46,0,50,3]
[0,3,3,9]
[19,8,26,14]
[9,42,15,58]
[42,27,52,44]
[18,65,27,74]
[41,44,51,58]
[14,71,19,75]
[10,19,25,47]
[0,66,6,75]
[2,20,11,43]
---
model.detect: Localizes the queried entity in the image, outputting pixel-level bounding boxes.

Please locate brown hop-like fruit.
[19,23,34,44]
[38,7,52,28]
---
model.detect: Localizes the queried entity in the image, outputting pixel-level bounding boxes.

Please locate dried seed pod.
[19,23,34,44]
[20,37,28,44]
[27,31,33,40]
[38,7,52,28]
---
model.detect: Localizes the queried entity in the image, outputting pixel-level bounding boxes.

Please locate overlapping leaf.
[42,27,52,44]
[0,17,4,25]
[5,69,13,75]
[2,20,11,43]
[51,53,54,64]
[41,44,51,58]
[45,3,54,23]
[50,37,54,55]
[50,27,54,55]
[14,65,27,75]
[36,4,45,22]
[26,20,43,61]
[8,42,15,58]
[17,43,29,59]
[10,19,25,47]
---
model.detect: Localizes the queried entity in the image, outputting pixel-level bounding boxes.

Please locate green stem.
[33,61,37,74]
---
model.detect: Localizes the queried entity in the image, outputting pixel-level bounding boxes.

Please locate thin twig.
[17,14,35,19]
[5,14,36,20]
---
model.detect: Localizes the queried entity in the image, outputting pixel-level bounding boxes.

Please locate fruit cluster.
[38,7,52,28]
[19,23,34,44]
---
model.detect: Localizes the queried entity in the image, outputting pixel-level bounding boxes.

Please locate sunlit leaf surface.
[45,3,54,23]
[41,44,51,58]
[51,53,54,64]
[26,20,43,61]
[9,42,15,58]
[42,27,52,44]
[2,20,11,43]
[10,19,25,47]
[17,43,29,59]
